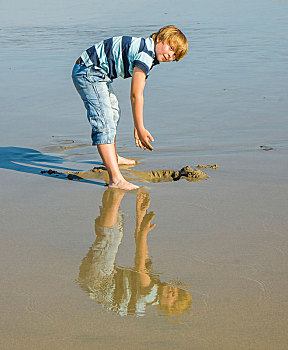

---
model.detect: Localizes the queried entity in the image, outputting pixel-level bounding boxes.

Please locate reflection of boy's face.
[160,285,179,306]
[155,41,176,62]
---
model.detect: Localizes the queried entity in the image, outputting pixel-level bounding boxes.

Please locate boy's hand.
[134,127,154,151]
[134,128,143,149]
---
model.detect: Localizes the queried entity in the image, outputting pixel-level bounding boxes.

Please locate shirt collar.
[152,38,160,67]
[151,56,160,68]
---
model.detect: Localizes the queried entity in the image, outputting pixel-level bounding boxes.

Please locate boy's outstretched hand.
[134,127,154,151]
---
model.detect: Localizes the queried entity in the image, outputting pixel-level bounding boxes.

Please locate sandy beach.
[1,0,288,349]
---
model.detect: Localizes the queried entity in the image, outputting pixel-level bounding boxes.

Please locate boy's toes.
[109,179,139,191]
[117,155,136,165]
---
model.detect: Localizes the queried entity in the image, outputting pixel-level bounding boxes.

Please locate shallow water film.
[1,0,288,349]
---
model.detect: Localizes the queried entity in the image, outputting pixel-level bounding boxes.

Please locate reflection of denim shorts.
[72,64,121,145]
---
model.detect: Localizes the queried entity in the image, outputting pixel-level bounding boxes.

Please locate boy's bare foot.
[117,155,136,165]
[109,179,139,190]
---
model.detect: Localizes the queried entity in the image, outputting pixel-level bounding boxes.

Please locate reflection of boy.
[78,189,124,307]
[78,189,192,317]
[72,26,188,190]
[134,194,192,317]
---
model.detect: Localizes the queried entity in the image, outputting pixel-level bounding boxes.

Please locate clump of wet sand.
[260,145,274,151]
[72,165,210,183]
[40,169,83,181]
[41,165,218,184]
[197,164,219,169]
[70,166,109,182]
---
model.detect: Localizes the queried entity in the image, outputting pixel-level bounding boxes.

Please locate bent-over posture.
[72,25,188,190]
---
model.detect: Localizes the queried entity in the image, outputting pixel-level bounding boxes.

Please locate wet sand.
[40,165,211,183]
[1,0,288,348]
[1,147,288,350]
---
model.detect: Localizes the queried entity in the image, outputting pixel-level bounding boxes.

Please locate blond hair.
[151,25,188,61]
[158,287,192,316]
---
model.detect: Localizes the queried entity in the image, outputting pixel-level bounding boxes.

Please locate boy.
[72,25,188,190]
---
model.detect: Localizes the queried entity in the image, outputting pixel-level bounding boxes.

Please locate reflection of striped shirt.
[80,36,159,79]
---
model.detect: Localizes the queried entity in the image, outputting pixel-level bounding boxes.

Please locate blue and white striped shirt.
[80,36,159,79]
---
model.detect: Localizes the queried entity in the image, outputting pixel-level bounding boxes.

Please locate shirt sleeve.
[133,52,154,77]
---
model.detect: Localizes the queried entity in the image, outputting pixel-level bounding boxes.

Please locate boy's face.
[159,285,179,306]
[155,40,176,62]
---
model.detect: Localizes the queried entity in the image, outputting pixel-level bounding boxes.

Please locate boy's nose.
[168,51,175,60]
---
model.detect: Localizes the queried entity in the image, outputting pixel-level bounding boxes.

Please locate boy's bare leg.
[97,143,139,190]
[113,137,136,165]
[99,188,126,227]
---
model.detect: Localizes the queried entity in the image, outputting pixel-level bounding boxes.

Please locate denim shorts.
[72,64,121,145]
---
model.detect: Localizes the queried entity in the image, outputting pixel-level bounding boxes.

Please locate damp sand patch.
[124,166,209,183]
[40,165,218,184]
[60,165,218,184]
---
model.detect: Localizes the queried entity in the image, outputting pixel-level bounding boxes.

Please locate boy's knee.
[92,129,116,145]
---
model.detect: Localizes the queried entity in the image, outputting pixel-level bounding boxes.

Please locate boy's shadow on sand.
[0,147,105,186]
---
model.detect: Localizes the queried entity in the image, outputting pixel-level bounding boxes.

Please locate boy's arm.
[130,67,154,151]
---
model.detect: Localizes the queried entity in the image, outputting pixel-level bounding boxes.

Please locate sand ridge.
[41,165,218,183]
[41,165,219,183]
[69,165,213,184]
